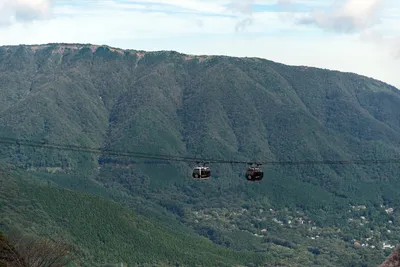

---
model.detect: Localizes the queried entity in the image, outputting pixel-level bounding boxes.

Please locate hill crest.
[1,42,397,89]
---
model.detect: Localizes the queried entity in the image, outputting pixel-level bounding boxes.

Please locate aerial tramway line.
[1,136,400,183]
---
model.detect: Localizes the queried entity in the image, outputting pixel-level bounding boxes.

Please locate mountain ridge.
[1,42,397,90]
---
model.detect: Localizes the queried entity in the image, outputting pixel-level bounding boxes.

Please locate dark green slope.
[1,43,400,266]
[98,48,400,200]
[0,168,271,266]
[2,44,400,181]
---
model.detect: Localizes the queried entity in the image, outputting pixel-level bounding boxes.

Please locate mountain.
[1,43,400,266]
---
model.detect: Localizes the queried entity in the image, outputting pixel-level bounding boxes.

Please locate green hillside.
[1,43,400,266]
[0,168,273,266]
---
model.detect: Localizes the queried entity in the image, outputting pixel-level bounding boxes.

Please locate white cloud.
[0,0,52,25]
[296,0,386,33]
[229,0,255,15]
[105,0,231,15]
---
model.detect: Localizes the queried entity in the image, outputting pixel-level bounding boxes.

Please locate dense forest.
[1,43,400,266]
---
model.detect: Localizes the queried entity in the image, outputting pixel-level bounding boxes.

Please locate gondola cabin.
[192,166,211,180]
[245,167,264,182]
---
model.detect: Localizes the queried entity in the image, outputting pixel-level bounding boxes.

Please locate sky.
[0,0,399,88]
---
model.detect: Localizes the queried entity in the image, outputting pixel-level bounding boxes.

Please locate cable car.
[192,162,211,180]
[245,163,264,182]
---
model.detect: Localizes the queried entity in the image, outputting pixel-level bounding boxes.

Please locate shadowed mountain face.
[1,44,400,180]
[1,43,400,266]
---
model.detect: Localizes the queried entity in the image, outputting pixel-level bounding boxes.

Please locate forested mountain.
[1,43,400,266]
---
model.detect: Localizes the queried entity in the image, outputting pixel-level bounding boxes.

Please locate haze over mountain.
[1,43,400,266]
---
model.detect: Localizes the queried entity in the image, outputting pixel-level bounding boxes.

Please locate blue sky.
[0,0,399,88]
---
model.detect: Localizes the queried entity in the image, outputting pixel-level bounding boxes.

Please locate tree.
[1,231,73,267]
[379,246,400,267]
[0,231,26,267]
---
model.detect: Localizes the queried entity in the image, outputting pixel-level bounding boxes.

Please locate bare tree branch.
[1,231,73,267]
[379,247,400,267]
